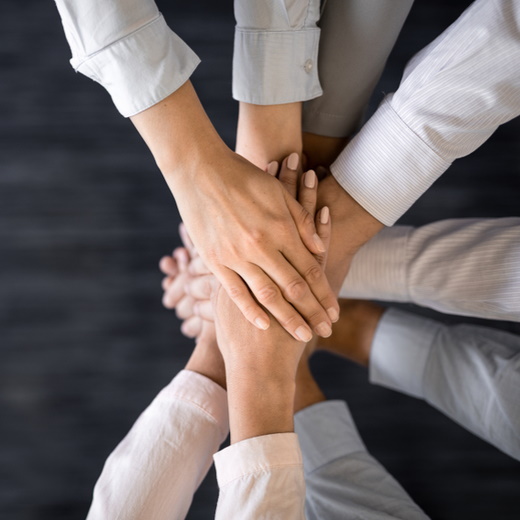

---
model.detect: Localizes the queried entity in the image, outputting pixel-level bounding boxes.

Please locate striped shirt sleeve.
[331,0,520,225]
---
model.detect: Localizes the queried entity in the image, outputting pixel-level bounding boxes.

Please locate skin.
[130,81,339,341]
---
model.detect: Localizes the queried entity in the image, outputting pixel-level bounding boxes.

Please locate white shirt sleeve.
[370,308,520,461]
[340,218,520,322]
[295,401,429,520]
[86,370,229,520]
[233,0,322,105]
[54,1,200,117]
[214,433,306,519]
[331,0,520,225]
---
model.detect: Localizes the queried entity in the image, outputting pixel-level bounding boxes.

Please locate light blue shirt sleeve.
[295,400,430,519]
[370,308,520,461]
[233,0,323,104]
[54,1,200,117]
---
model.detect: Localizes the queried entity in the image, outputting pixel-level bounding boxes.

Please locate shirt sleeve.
[331,0,520,225]
[370,308,520,461]
[295,401,429,519]
[86,370,229,520]
[54,0,200,117]
[233,0,322,105]
[214,433,306,519]
[340,218,520,322]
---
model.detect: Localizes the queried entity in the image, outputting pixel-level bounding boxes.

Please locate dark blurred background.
[0,0,519,518]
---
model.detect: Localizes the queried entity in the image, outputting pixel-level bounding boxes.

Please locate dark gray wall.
[0,1,518,518]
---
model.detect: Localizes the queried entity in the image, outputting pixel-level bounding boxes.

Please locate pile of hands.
[159,154,333,441]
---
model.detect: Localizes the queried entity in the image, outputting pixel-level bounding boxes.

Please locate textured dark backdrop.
[0,0,519,519]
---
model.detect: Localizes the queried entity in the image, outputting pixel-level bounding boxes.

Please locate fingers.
[315,206,331,269]
[266,161,279,176]
[298,169,317,218]
[180,316,203,338]
[162,270,190,309]
[186,274,218,300]
[188,255,211,276]
[193,300,214,321]
[159,255,178,277]
[278,152,299,198]
[235,262,316,342]
[285,193,325,255]
[217,267,271,332]
[281,243,340,326]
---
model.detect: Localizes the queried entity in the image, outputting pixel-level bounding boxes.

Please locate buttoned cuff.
[233,28,322,105]
[340,226,412,301]
[72,14,200,117]
[330,97,450,225]
[294,401,365,474]
[168,370,229,439]
[369,308,439,399]
[214,433,302,487]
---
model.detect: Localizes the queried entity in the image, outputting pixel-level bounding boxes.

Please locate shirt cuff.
[214,433,302,488]
[294,401,365,474]
[168,370,229,439]
[73,14,200,117]
[340,226,412,301]
[369,308,440,399]
[330,97,450,225]
[233,28,322,105]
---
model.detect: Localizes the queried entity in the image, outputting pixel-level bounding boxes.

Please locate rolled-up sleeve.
[233,0,322,105]
[54,0,200,117]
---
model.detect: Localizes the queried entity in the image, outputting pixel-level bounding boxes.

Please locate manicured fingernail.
[287,152,299,171]
[327,306,339,323]
[315,321,332,338]
[267,161,278,176]
[313,233,326,253]
[255,317,270,330]
[304,170,316,189]
[295,325,313,342]
[320,206,330,225]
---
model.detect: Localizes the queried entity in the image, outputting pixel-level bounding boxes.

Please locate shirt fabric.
[341,218,520,322]
[331,0,520,225]
[370,308,520,461]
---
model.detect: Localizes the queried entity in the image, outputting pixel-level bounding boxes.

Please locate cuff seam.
[220,463,303,488]
[72,14,163,71]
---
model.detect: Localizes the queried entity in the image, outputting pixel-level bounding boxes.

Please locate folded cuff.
[214,433,302,488]
[233,28,322,105]
[340,226,412,301]
[369,308,440,399]
[331,97,450,225]
[73,15,200,117]
[294,400,365,474]
[169,370,229,439]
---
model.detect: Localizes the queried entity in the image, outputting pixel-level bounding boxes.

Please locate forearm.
[227,369,295,444]
[236,102,302,168]
[130,80,228,192]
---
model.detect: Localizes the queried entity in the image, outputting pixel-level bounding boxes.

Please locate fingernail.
[304,170,316,189]
[267,161,278,176]
[313,233,326,253]
[255,317,270,330]
[315,321,332,338]
[320,206,329,225]
[295,325,313,342]
[327,306,339,323]
[287,152,299,171]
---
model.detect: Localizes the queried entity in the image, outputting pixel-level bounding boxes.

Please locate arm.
[370,308,520,461]
[340,218,520,322]
[330,0,520,226]
[87,368,229,520]
[53,1,339,342]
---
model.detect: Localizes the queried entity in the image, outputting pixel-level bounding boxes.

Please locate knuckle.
[284,278,308,301]
[255,284,279,305]
[227,283,245,300]
[304,264,323,284]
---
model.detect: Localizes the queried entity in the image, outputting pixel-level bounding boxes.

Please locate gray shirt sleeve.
[295,400,429,519]
[54,0,200,117]
[232,0,322,104]
[370,308,520,461]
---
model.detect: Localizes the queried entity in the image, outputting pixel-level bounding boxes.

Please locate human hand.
[172,149,339,343]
